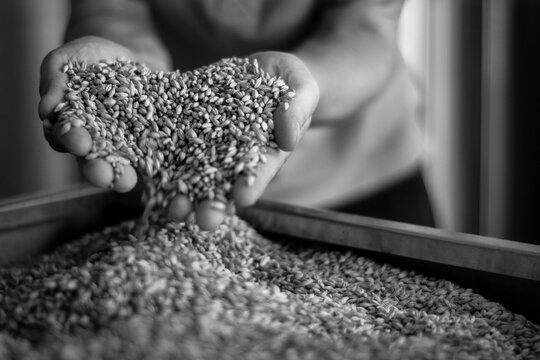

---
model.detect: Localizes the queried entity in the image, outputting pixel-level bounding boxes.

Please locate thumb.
[38,49,69,121]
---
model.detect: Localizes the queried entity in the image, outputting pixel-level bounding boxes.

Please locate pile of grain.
[1,214,539,359]
[49,58,293,211]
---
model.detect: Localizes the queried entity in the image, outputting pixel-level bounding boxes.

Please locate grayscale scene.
[1,1,538,359]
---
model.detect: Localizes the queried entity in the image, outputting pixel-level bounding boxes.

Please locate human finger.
[82,158,114,188]
[167,194,194,222]
[52,125,93,156]
[272,81,317,151]
[195,199,227,231]
[112,164,138,193]
[38,48,69,122]
[232,148,286,207]
[250,52,319,152]
[233,113,311,207]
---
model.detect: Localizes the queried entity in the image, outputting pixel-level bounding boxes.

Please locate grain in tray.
[1,215,539,359]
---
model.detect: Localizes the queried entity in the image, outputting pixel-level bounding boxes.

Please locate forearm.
[293,0,404,123]
[66,0,171,70]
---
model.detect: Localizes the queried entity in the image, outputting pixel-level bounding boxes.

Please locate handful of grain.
[1,216,539,359]
[51,58,294,213]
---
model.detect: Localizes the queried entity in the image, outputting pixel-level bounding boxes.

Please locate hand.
[167,52,320,229]
[39,36,148,195]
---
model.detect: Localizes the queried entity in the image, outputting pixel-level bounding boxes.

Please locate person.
[39,0,435,231]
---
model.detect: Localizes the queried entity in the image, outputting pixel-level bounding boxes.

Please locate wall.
[0,0,79,199]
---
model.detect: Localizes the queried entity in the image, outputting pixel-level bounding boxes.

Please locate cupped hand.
[40,36,144,194]
[228,52,318,204]
[169,52,319,230]
[233,52,319,204]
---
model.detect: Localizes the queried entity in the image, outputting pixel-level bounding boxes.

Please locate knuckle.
[41,47,63,69]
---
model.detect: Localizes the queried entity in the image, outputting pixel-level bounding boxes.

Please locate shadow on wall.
[0,0,80,199]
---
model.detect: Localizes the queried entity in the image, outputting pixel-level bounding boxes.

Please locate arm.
[294,0,404,123]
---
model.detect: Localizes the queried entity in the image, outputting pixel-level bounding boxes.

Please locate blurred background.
[0,0,537,243]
